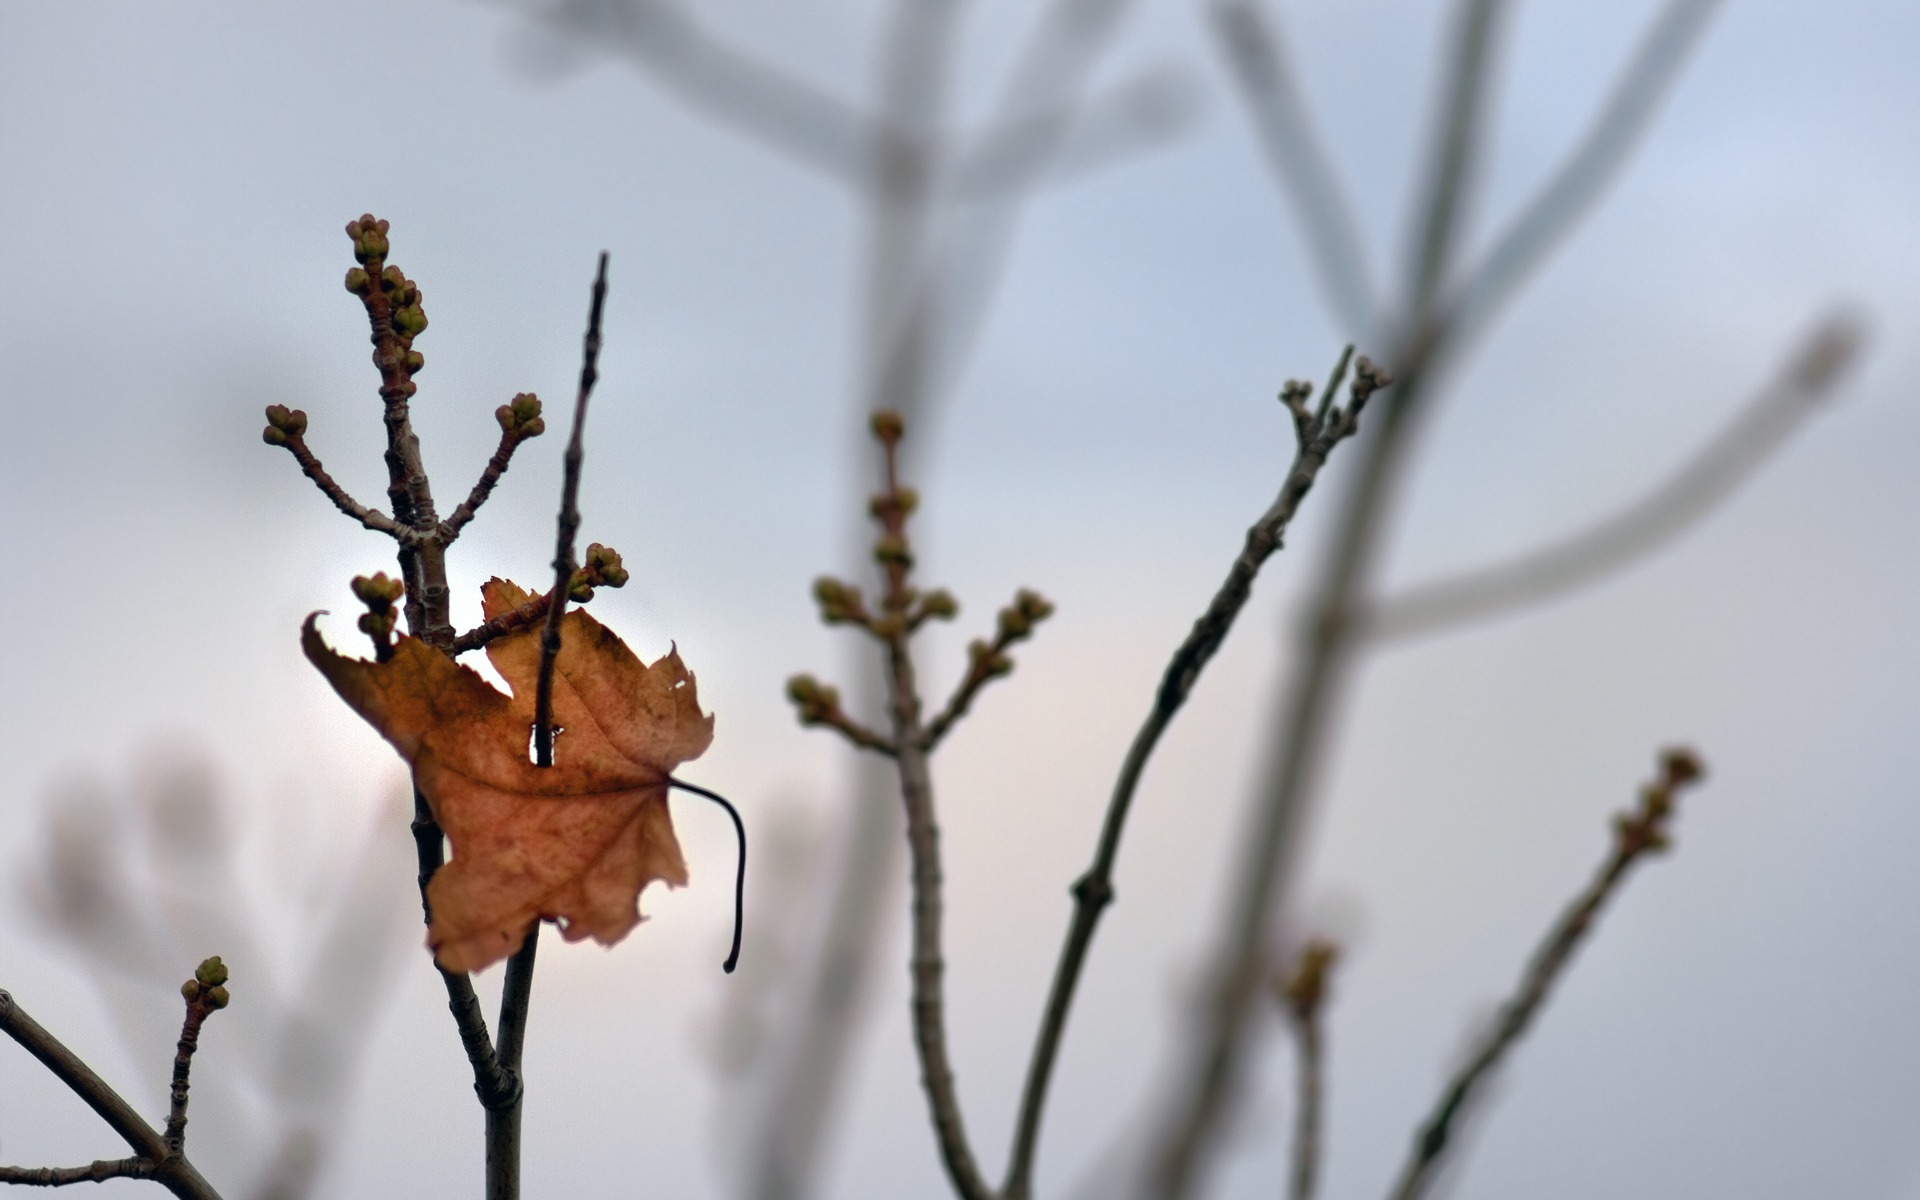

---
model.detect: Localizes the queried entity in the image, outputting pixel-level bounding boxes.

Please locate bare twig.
[1364,314,1863,641]
[1449,0,1724,345]
[478,250,611,1200]
[1004,351,1385,1200]
[0,988,223,1200]
[0,1158,155,1187]
[1276,942,1338,1200]
[533,251,609,767]
[452,588,552,654]
[1149,1,1726,1186]
[1387,749,1706,1200]
[1209,1,1378,339]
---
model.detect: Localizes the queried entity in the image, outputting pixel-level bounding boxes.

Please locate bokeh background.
[2,2,1919,1197]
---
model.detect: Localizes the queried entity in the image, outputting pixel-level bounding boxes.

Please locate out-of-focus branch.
[1387,749,1706,1200]
[952,66,1199,200]
[1147,2,1729,1189]
[1406,0,1509,320]
[534,0,880,185]
[1209,0,1378,339]
[1004,354,1388,1200]
[1364,314,1863,642]
[1448,0,1724,345]
[1276,941,1338,1200]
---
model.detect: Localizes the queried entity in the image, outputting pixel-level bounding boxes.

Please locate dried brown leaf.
[303,579,713,973]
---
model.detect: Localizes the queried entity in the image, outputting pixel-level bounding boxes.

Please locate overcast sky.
[2,2,1919,1198]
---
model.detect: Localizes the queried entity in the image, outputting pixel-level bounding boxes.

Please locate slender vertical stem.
[482,252,609,1200]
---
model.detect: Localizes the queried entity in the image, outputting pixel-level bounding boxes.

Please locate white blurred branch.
[1364,313,1864,642]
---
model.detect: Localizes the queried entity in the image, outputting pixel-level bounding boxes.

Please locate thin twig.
[1150,7,1506,1189]
[0,990,223,1200]
[1003,350,1384,1200]
[1449,0,1724,345]
[920,590,1052,751]
[1277,942,1338,1200]
[1406,0,1508,319]
[1209,0,1378,339]
[1364,313,1861,642]
[441,414,543,544]
[451,588,553,655]
[267,425,403,538]
[532,251,610,768]
[855,415,998,1200]
[1387,749,1705,1200]
[787,677,901,758]
[0,1158,155,1187]
[164,990,216,1156]
[409,794,519,1110]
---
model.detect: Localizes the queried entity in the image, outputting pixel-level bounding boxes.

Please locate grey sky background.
[1,2,1918,1197]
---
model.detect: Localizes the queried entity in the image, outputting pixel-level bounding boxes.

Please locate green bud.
[181,979,201,1001]
[1014,589,1054,623]
[918,590,958,621]
[403,350,425,374]
[204,986,230,1010]
[344,267,371,294]
[262,426,288,446]
[869,409,905,442]
[873,535,912,567]
[195,956,229,987]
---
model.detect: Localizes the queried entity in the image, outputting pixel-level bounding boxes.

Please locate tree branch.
[262,410,403,538]
[1405,0,1509,321]
[1387,749,1705,1200]
[1208,0,1378,339]
[537,0,880,185]
[1448,0,1724,346]
[440,395,547,544]
[0,1159,155,1187]
[0,990,223,1200]
[919,590,1053,751]
[1363,314,1862,642]
[1002,351,1387,1200]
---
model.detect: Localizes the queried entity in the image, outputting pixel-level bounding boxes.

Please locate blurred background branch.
[18,757,412,1200]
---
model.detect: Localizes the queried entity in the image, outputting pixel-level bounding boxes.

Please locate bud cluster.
[495,392,547,439]
[567,542,630,603]
[179,956,231,1012]
[351,572,407,645]
[261,403,309,447]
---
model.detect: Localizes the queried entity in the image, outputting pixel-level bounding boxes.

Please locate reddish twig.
[440,394,547,544]
[262,407,401,538]
[452,589,552,655]
[164,959,230,1158]
[1386,748,1706,1200]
